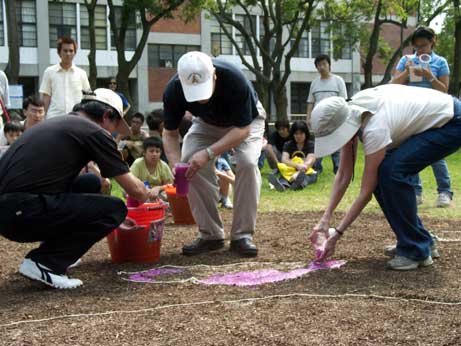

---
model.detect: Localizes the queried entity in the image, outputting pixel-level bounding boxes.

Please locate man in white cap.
[309,84,461,270]
[0,89,157,289]
[163,51,266,257]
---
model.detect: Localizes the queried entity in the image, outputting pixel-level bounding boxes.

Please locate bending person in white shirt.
[309,84,461,271]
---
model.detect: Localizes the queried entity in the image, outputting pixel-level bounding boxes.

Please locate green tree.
[107,0,202,105]
[209,0,318,120]
[323,0,420,89]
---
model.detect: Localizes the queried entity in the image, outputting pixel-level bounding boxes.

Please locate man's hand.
[147,186,163,201]
[186,149,210,180]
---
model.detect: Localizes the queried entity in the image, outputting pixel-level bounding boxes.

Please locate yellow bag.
[277,157,316,181]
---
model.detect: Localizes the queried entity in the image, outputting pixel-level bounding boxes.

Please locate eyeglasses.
[109,81,117,85]
[413,42,431,50]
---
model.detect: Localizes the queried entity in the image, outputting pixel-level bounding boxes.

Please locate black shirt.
[282,140,315,159]
[163,59,259,129]
[268,131,290,153]
[0,114,129,194]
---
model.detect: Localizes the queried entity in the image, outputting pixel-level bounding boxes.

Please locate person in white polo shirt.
[308,84,461,271]
[40,37,90,119]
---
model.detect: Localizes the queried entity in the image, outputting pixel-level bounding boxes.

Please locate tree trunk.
[116,65,132,112]
[4,0,20,84]
[362,0,382,89]
[86,0,98,90]
[273,82,288,120]
[451,0,461,96]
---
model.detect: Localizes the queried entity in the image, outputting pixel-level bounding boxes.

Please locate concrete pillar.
[36,0,50,84]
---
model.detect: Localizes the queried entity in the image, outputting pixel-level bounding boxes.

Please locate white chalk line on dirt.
[1,292,460,329]
[437,238,461,242]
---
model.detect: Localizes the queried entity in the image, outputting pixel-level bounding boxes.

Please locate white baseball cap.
[311,97,362,158]
[84,88,131,136]
[177,51,215,102]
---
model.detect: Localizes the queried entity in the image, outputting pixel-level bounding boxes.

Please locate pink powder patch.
[199,260,346,287]
[128,268,183,283]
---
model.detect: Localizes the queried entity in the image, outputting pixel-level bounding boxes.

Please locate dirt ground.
[0,211,460,346]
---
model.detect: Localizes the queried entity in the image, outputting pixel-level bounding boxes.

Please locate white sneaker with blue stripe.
[19,258,83,289]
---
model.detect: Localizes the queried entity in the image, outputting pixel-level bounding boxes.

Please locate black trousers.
[0,175,127,274]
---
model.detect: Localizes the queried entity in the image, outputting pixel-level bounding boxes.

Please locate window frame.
[148,44,201,68]
[48,2,77,48]
[16,0,38,47]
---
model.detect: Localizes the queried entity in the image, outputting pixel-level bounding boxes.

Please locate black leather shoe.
[182,238,224,256]
[230,238,258,257]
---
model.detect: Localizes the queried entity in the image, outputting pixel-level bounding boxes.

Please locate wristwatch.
[206,147,216,160]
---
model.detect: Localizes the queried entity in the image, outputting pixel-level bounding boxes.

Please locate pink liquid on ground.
[175,163,190,196]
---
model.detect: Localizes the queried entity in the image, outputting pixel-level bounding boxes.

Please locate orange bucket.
[165,184,195,225]
[107,202,166,263]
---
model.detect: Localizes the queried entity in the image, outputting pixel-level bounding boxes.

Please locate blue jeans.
[374,98,461,261]
[413,159,452,197]
[315,150,340,174]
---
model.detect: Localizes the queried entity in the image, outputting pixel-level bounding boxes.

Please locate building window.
[292,28,309,58]
[16,0,37,47]
[48,2,77,48]
[290,82,310,114]
[338,26,352,59]
[235,14,256,56]
[0,1,4,46]
[80,5,107,50]
[110,7,136,51]
[148,44,200,68]
[210,17,232,56]
[311,21,330,58]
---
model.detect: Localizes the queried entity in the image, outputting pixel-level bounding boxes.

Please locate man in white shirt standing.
[40,37,90,119]
[309,84,461,271]
[306,54,348,174]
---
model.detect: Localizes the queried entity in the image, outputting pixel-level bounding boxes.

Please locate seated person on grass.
[0,121,23,158]
[264,119,291,169]
[268,121,317,192]
[118,112,148,165]
[4,121,23,146]
[215,155,235,209]
[146,109,164,138]
[130,136,173,200]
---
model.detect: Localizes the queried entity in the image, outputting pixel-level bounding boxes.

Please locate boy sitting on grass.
[0,122,23,158]
[4,121,23,146]
[130,136,174,199]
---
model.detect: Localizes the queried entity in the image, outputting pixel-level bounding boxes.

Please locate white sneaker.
[384,242,440,259]
[436,192,451,208]
[19,258,83,289]
[68,258,82,269]
[386,255,433,271]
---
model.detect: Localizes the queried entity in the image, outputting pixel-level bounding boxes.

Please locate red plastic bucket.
[165,184,195,225]
[107,202,165,263]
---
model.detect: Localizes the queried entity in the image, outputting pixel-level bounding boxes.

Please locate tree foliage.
[208,0,318,120]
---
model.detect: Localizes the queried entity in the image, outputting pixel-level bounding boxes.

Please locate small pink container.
[174,163,190,196]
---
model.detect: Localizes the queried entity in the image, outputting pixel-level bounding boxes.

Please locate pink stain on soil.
[128,268,184,283]
[199,260,346,287]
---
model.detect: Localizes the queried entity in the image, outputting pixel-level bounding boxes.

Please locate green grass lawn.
[259,143,461,219]
[113,144,461,219]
